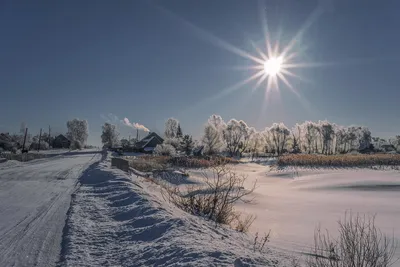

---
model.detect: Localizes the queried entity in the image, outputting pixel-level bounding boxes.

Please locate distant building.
[381,144,396,152]
[134,132,164,153]
[52,134,71,149]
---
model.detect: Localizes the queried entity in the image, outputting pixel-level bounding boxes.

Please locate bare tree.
[162,162,256,226]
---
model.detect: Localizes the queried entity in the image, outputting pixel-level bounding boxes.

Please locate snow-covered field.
[173,160,400,264]
[233,163,400,263]
[0,150,101,267]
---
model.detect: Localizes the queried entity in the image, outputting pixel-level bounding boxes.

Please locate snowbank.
[59,159,291,266]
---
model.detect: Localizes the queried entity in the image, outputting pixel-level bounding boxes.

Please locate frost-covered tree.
[335,126,347,153]
[101,123,119,149]
[222,119,252,157]
[267,123,291,155]
[346,126,359,152]
[180,134,194,155]
[164,118,180,139]
[164,137,181,150]
[66,119,89,148]
[298,121,318,154]
[201,115,226,155]
[176,124,183,138]
[291,123,302,154]
[120,138,129,149]
[202,124,223,155]
[319,120,335,155]
[208,114,226,130]
[249,131,265,159]
[357,126,372,151]
[154,144,176,156]
[392,136,400,152]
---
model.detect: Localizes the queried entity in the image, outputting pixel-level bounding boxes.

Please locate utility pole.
[38,128,42,152]
[48,125,51,148]
[136,129,139,141]
[22,128,28,151]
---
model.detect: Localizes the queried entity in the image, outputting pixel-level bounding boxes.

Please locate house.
[381,144,396,152]
[134,132,164,153]
[52,134,71,149]
[193,145,204,156]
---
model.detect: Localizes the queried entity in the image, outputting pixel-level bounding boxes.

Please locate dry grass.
[278,154,400,168]
[127,155,240,172]
[0,152,48,162]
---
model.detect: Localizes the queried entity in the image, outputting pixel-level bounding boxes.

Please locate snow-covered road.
[0,151,101,267]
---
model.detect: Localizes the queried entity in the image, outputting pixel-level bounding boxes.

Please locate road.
[0,151,101,267]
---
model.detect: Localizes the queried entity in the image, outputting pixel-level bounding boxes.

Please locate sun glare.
[264,57,283,76]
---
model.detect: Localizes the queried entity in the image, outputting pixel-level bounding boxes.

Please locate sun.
[264,57,283,76]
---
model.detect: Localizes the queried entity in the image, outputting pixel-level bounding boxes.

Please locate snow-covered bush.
[163,138,181,150]
[70,140,83,150]
[154,144,176,156]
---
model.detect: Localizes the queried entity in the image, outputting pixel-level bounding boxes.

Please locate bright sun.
[264,57,283,76]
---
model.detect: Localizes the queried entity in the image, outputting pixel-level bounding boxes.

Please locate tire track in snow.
[0,151,101,267]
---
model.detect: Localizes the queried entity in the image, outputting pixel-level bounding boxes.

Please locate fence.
[111,157,130,172]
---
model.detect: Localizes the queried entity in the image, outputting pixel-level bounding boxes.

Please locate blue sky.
[1,0,399,146]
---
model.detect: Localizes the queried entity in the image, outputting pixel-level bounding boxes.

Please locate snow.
[3,149,398,266]
[233,164,400,264]
[58,155,292,267]
[168,162,400,264]
[0,150,101,267]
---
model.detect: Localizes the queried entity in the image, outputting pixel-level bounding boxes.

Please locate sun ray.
[229,65,265,71]
[154,0,332,115]
[250,40,268,60]
[153,3,265,65]
[205,69,265,102]
[258,0,273,59]
[277,72,301,98]
[252,73,268,93]
[281,5,324,58]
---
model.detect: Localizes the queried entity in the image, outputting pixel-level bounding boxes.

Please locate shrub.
[306,212,397,267]
[30,141,49,151]
[70,140,82,150]
[154,144,176,156]
[233,214,257,233]
[161,163,256,226]
[252,231,271,252]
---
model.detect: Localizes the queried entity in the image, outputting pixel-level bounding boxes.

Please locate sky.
[1,0,400,146]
